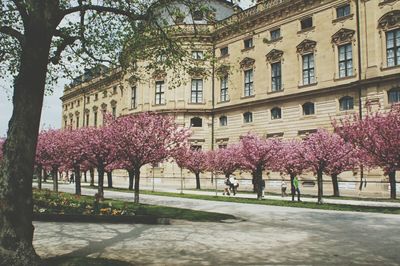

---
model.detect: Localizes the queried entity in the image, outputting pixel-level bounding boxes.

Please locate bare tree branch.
[0,26,24,45]
[49,35,79,65]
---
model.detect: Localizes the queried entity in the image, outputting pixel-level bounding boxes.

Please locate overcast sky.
[0,1,254,137]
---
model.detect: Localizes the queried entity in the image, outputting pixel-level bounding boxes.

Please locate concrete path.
[33,184,400,265]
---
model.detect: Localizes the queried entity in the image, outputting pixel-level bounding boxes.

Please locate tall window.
[336,4,350,18]
[386,29,400,67]
[70,118,73,128]
[220,75,229,102]
[94,112,98,127]
[302,54,315,85]
[302,102,315,115]
[112,106,116,118]
[76,117,79,128]
[388,88,400,104]
[191,79,203,103]
[271,62,282,91]
[339,96,354,111]
[86,114,89,127]
[155,81,165,105]
[244,69,254,96]
[271,107,282,120]
[131,86,137,109]
[219,116,227,126]
[243,112,253,123]
[338,44,353,78]
[190,117,202,127]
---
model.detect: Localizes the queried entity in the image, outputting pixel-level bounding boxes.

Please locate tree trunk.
[74,165,81,196]
[107,171,113,188]
[0,9,56,263]
[195,172,201,190]
[332,173,340,197]
[97,165,105,199]
[255,166,263,200]
[134,168,141,204]
[389,171,397,200]
[128,169,135,190]
[317,170,324,204]
[37,165,42,190]
[89,167,95,187]
[83,171,87,183]
[290,173,295,202]
[51,167,58,192]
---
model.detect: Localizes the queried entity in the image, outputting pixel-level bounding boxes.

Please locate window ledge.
[264,36,283,44]
[270,118,283,123]
[300,115,317,120]
[379,0,398,6]
[336,110,356,116]
[240,95,255,100]
[152,103,167,107]
[218,54,230,59]
[242,122,254,127]
[334,74,356,82]
[241,46,255,52]
[332,14,354,24]
[298,82,318,89]
[297,26,315,34]
[381,64,400,71]
[267,89,284,95]
[217,99,230,104]
[188,102,207,105]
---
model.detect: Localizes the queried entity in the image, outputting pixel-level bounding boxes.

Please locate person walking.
[223,176,231,196]
[292,176,301,202]
[281,179,287,197]
[69,173,75,184]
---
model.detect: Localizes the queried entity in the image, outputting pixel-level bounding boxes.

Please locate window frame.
[244,38,254,49]
[190,117,203,127]
[271,107,282,120]
[155,81,165,105]
[271,61,282,92]
[300,17,313,30]
[339,96,354,111]
[338,43,353,78]
[192,50,204,60]
[244,69,254,97]
[270,28,281,41]
[191,79,203,103]
[131,86,137,109]
[243,112,253,123]
[388,88,400,104]
[220,75,229,102]
[386,29,400,67]
[336,4,351,18]
[302,102,315,116]
[220,47,229,57]
[219,116,228,126]
[302,53,315,85]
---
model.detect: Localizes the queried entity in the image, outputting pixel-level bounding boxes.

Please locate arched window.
[302,102,315,115]
[243,112,253,123]
[388,88,400,104]
[190,117,202,127]
[219,116,228,126]
[271,107,282,120]
[339,96,354,111]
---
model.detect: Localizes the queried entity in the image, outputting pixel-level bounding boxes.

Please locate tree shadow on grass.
[43,256,134,266]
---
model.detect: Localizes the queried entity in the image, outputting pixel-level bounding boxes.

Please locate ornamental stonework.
[240,57,255,69]
[265,49,284,63]
[331,28,355,45]
[378,10,400,31]
[296,39,317,54]
[216,64,230,77]
[152,70,167,80]
[188,67,207,77]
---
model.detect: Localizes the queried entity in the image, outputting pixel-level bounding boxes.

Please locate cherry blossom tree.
[174,148,209,190]
[239,133,279,200]
[274,139,308,201]
[111,112,190,203]
[303,129,356,203]
[334,104,400,199]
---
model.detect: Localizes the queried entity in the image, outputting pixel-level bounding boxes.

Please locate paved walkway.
[33,184,400,265]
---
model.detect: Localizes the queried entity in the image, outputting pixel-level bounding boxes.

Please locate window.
[302,54,315,85]
[219,116,227,126]
[386,29,400,67]
[64,120,67,128]
[338,43,353,78]
[190,117,202,127]
[271,107,282,120]
[156,54,166,63]
[113,86,117,94]
[218,144,227,149]
[220,75,229,102]
[112,106,116,118]
[339,96,354,111]
[191,145,202,151]
[192,51,204,60]
[220,47,229,57]
[94,93,98,101]
[131,86,137,109]
[76,117,79,128]
[271,62,282,91]
[86,96,90,104]
[103,90,107,98]
[85,114,89,127]
[193,10,203,21]
[94,112,98,127]
[244,38,253,49]
[302,102,315,115]
[191,79,203,103]
[244,69,254,96]
[70,118,73,128]
[388,88,400,104]
[155,81,165,105]
[71,102,74,108]
[243,112,253,123]
[77,100,80,107]
[301,17,313,30]
[336,4,350,18]
[270,28,281,41]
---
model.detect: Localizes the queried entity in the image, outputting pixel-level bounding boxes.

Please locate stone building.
[61,0,400,196]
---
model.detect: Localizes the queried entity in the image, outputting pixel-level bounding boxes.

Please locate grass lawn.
[43,256,132,266]
[33,189,235,222]
[82,186,400,215]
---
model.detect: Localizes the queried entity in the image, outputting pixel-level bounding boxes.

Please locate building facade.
[61,0,400,196]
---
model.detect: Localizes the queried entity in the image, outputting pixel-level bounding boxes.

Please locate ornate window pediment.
[101,103,107,110]
[84,108,90,114]
[63,115,68,120]
[75,111,80,116]
[331,28,355,44]
[92,106,98,112]
[216,64,230,77]
[68,113,74,118]
[188,67,206,77]
[378,10,400,31]
[152,70,167,80]
[110,100,117,107]
[296,39,317,54]
[240,57,255,69]
[265,49,284,63]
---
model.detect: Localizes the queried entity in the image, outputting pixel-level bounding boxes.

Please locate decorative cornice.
[331,28,356,45]
[187,67,207,77]
[152,70,167,80]
[296,39,317,54]
[110,100,117,107]
[240,57,255,69]
[265,49,284,63]
[378,10,400,31]
[216,64,231,77]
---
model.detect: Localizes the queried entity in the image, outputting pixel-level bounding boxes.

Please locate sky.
[0,0,254,137]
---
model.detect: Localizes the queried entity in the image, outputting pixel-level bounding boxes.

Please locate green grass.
[82,186,400,215]
[33,189,235,222]
[43,256,132,266]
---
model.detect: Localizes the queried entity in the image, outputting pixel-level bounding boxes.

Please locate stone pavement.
[33,184,400,265]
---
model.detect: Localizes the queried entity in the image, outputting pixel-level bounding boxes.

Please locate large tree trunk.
[389,171,397,200]
[128,169,135,190]
[332,173,340,197]
[0,8,56,263]
[107,171,113,188]
[195,172,201,190]
[134,168,141,204]
[89,167,95,187]
[74,165,81,196]
[255,166,263,200]
[290,173,295,202]
[317,170,324,204]
[51,167,58,192]
[97,165,105,199]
